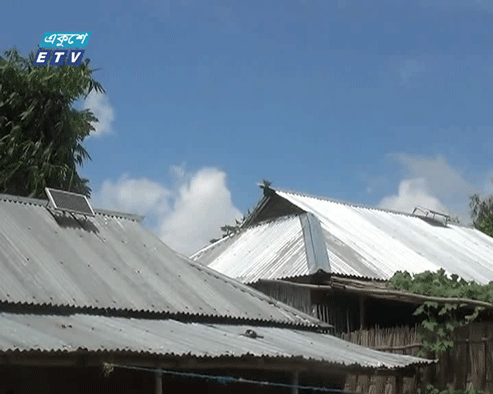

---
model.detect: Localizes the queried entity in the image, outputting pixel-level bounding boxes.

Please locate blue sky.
[2,0,493,254]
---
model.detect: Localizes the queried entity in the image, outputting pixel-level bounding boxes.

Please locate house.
[0,191,432,394]
[192,185,493,333]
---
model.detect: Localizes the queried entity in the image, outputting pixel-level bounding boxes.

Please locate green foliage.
[389,269,493,303]
[210,209,253,243]
[470,191,493,238]
[211,179,273,244]
[412,301,477,354]
[389,270,492,355]
[0,47,104,198]
[102,363,114,377]
[220,224,238,236]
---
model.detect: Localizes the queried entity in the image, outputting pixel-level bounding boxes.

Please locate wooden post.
[155,371,162,394]
[292,371,299,394]
[395,375,403,394]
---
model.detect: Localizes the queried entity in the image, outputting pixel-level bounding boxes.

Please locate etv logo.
[34,32,91,66]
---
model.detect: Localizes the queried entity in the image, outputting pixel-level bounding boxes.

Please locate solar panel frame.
[45,188,95,217]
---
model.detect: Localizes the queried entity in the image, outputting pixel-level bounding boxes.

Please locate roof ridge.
[0,193,144,222]
[273,188,471,227]
[273,187,418,217]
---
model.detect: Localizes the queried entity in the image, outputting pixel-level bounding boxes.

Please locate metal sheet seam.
[300,213,331,274]
[274,188,474,228]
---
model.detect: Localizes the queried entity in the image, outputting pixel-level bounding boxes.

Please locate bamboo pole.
[373,343,423,351]
[260,279,493,309]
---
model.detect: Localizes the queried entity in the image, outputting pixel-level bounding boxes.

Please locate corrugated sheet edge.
[0,194,145,222]
[0,348,435,369]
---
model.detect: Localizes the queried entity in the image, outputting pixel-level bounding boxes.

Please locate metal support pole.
[155,371,162,394]
[292,371,299,394]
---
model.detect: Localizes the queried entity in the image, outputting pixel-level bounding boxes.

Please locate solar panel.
[428,209,451,219]
[412,206,449,226]
[45,188,95,217]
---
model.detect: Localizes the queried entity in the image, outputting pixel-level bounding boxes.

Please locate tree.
[470,182,493,238]
[0,47,104,198]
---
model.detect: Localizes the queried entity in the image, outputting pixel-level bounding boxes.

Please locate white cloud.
[377,154,483,223]
[93,166,242,256]
[390,153,474,197]
[83,91,115,137]
[157,168,242,255]
[379,178,448,214]
[478,171,493,196]
[169,162,187,180]
[95,175,171,217]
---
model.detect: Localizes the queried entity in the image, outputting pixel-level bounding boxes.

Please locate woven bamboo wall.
[251,281,493,393]
[341,323,493,394]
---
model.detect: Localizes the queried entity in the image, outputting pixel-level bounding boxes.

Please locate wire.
[107,363,367,393]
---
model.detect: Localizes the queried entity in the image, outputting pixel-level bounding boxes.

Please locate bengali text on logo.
[34,32,91,66]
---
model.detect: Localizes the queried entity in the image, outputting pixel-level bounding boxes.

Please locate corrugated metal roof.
[192,214,330,283]
[0,312,432,369]
[193,189,493,285]
[277,190,493,283]
[0,194,322,326]
[0,194,436,372]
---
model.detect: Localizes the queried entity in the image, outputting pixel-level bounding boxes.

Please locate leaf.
[438,306,448,316]
[465,311,479,321]
[422,320,438,331]
[414,304,425,316]
[443,339,454,349]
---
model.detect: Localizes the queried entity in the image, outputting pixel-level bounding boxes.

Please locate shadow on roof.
[52,211,100,234]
